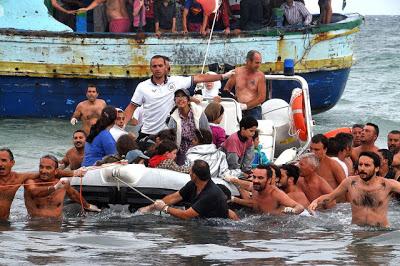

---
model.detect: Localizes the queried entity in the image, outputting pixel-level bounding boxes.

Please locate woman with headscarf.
[82,105,117,166]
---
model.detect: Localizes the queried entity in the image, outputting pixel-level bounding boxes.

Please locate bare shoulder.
[256,70,265,78]
[97,99,106,106]
[384,177,400,188]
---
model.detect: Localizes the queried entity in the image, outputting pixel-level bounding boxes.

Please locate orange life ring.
[290,89,307,142]
[324,127,352,138]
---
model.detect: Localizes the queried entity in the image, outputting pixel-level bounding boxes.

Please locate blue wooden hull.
[0,68,349,117]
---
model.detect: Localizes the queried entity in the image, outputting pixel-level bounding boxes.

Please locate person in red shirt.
[200,0,231,35]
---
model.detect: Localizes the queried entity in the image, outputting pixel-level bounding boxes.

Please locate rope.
[200,2,221,74]
[0,181,56,188]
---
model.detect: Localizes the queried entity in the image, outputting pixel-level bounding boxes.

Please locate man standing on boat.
[70,84,106,135]
[309,151,400,228]
[124,55,234,140]
[222,50,266,120]
[79,0,131,33]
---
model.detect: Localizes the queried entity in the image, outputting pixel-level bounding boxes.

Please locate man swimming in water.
[60,129,86,170]
[351,123,380,163]
[230,164,304,215]
[296,153,335,208]
[70,84,106,135]
[0,148,85,220]
[309,151,400,228]
[222,50,266,120]
[24,155,100,219]
[277,164,310,208]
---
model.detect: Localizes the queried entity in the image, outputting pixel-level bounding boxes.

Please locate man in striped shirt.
[281,0,312,26]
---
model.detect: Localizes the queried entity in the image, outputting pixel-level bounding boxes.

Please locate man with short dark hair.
[60,129,87,170]
[278,164,309,207]
[310,134,346,192]
[221,116,258,172]
[351,123,380,163]
[70,84,106,135]
[24,155,99,218]
[352,124,364,148]
[223,50,266,120]
[141,160,235,219]
[124,55,234,139]
[377,149,395,179]
[392,152,400,181]
[237,164,304,215]
[387,130,400,155]
[309,151,400,228]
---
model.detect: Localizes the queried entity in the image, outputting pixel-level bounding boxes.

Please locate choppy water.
[1,16,400,265]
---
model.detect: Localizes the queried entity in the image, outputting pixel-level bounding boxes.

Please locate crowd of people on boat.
[2,48,400,228]
[45,0,332,34]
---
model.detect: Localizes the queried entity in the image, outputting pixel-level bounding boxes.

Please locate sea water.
[0,16,400,264]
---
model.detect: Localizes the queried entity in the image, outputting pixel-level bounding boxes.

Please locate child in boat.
[148,140,190,173]
[251,129,269,168]
[221,116,258,172]
[204,102,226,148]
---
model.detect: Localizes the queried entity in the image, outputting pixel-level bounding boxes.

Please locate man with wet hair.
[352,124,364,148]
[351,123,380,163]
[309,151,400,228]
[223,50,266,120]
[140,160,238,220]
[70,84,107,135]
[392,152,400,181]
[310,134,346,192]
[327,136,350,177]
[296,153,335,208]
[249,164,304,215]
[278,164,310,208]
[335,132,354,175]
[60,129,87,170]
[24,155,99,218]
[387,130,400,155]
[124,55,234,140]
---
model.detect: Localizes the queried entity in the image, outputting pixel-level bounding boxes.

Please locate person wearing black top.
[154,0,177,36]
[141,160,238,220]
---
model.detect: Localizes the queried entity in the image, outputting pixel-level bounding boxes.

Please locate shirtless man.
[231,165,304,215]
[60,130,86,170]
[387,130,400,154]
[296,153,335,208]
[0,148,83,220]
[70,84,106,135]
[392,152,400,181]
[352,124,364,148]
[223,50,266,120]
[310,134,346,192]
[79,0,131,33]
[277,164,310,208]
[309,151,400,228]
[24,155,99,219]
[351,123,380,163]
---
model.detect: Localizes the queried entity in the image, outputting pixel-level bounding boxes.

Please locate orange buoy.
[196,0,220,15]
[290,89,307,142]
[324,127,352,138]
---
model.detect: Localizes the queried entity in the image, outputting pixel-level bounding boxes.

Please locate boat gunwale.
[0,13,363,40]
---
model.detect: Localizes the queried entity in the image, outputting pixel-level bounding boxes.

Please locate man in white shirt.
[124,55,234,139]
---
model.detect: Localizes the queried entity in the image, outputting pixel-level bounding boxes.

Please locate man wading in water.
[309,151,400,228]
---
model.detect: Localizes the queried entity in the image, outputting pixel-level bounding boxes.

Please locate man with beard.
[24,155,100,218]
[351,123,380,163]
[60,130,86,170]
[392,152,400,181]
[352,124,364,148]
[249,165,304,215]
[296,153,335,208]
[277,164,310,208]
[387,130,400,155]
[70,84,106,135]
[309,151,400,228]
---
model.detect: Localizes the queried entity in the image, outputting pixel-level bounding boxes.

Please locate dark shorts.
[318,0,331,7]
[242,106,262,120]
